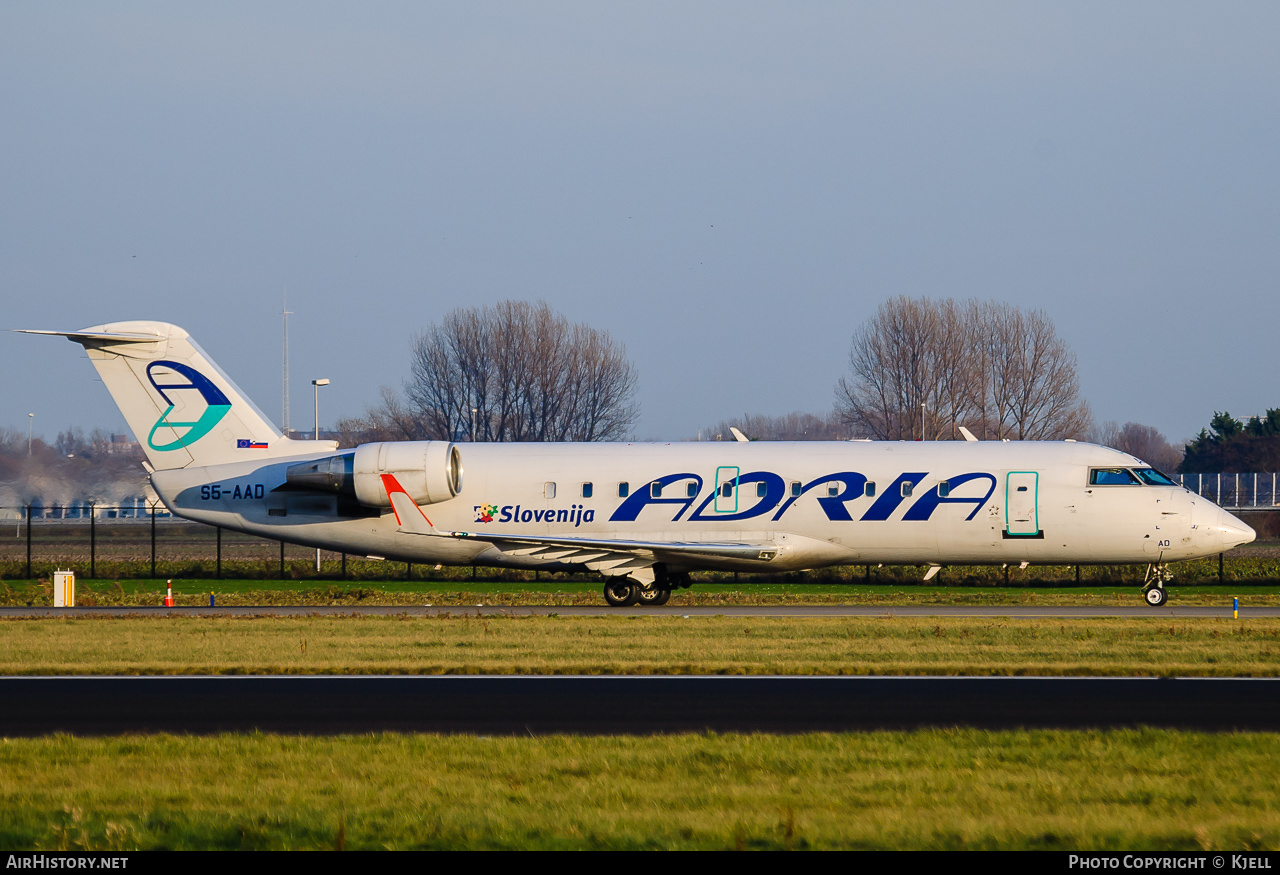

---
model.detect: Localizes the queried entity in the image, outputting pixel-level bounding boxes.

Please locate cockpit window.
[1090,468,1141,486]
[1133,467,1177,486]
[1089,467,1178,486]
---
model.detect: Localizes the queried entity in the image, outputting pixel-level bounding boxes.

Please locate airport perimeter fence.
[2,502,1280,588]
[0,505,505,584]
[1180,473,1280,510]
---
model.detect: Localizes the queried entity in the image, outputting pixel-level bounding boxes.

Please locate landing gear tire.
[1142,562,1171,608]
[603,579,642,607]
[638,587,671,607]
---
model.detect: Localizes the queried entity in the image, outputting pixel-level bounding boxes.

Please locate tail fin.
[19,321,332,470]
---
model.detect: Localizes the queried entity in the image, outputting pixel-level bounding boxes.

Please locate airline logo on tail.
[145,361,232,451]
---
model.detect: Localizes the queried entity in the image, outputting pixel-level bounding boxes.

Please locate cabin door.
[714,466,740,513]
[1005,472,1040,536]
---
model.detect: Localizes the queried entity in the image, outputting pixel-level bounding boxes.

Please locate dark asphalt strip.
[3,676,1279,736]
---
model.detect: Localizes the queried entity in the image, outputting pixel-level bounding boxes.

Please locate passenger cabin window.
[651,482,662,498]
[756,481,768,498]
[827,483,839,497]
[687,482,698,498]
[938,481,950,497]
[1090,468,1141,486]
[582,482,593,498]
[618,482,629,498]
[790,481,802,497]
[544,482,556,499]
[865,482,876,497]
[901,482,913,497]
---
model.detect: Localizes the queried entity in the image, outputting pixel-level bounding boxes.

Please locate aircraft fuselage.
[151,439,1251,573]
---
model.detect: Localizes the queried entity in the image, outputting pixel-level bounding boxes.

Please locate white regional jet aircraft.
[23,321,1255,607]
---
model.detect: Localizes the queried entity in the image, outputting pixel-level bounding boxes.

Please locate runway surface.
[4,604,1279,618]
[5,676,1280,735]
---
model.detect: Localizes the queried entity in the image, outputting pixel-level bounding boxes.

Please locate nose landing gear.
[1142,563,1171,607]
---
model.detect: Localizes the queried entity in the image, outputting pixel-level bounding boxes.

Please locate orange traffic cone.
[164,579,174,607]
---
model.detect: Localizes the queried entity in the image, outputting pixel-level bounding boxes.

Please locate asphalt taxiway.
[3,604,1278,618]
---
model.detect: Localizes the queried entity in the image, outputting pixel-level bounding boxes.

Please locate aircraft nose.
[1212,508,1256,552]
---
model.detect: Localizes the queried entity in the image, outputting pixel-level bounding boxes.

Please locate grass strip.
[6,578,1280,607]
[4,551,1280,590]
[3,615,1279,677]
[2,729,1277,850]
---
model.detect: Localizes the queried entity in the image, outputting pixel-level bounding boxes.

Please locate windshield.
[1090,467,1178,486]
[1133,467,1177,486]
[1090,468,1140,485]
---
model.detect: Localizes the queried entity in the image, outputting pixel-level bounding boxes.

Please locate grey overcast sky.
[3,2,1278,445]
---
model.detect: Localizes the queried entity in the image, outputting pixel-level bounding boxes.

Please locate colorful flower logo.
[474,504,498,523]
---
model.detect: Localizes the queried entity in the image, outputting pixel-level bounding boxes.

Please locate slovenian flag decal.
[237,439,269,449]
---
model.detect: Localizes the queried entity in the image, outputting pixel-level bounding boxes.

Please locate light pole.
[471,407,478,441]
[27,413,33,455]
[311,379,330,574]
[311,379,330,441]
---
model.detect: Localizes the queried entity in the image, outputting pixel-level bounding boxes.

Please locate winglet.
[729,427,749,442]
[382,474,435,534]
[958,426,978,442]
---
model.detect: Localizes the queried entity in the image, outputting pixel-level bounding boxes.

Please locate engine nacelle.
[353,441,463,508]
[284,441,463,508]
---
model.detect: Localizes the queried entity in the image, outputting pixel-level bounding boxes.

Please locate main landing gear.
[637,585,671,607]
[602,569,691,607]
[1142,563,1171,607]
[602,578,669,607]
[602,578,643,607]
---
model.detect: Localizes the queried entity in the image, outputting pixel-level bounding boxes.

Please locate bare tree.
[975,302,1091,440]
[837,297,940,440]
[836,297,983,440]
[335,387,430,447]
[383,301,639,442]
[837,298,1090,441]
[0,426,148,509]
[699,411,847,441]
[1090,420,1184,473]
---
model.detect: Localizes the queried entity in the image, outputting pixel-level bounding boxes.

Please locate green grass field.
[4,548,1280,593]
[3,730,1278,850]
[6,576,1280,607]
[3,614,1279,676]
[5,583,1280,850]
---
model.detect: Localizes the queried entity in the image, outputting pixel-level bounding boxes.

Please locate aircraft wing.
[382,473,778,585]
[430,529,778,585]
